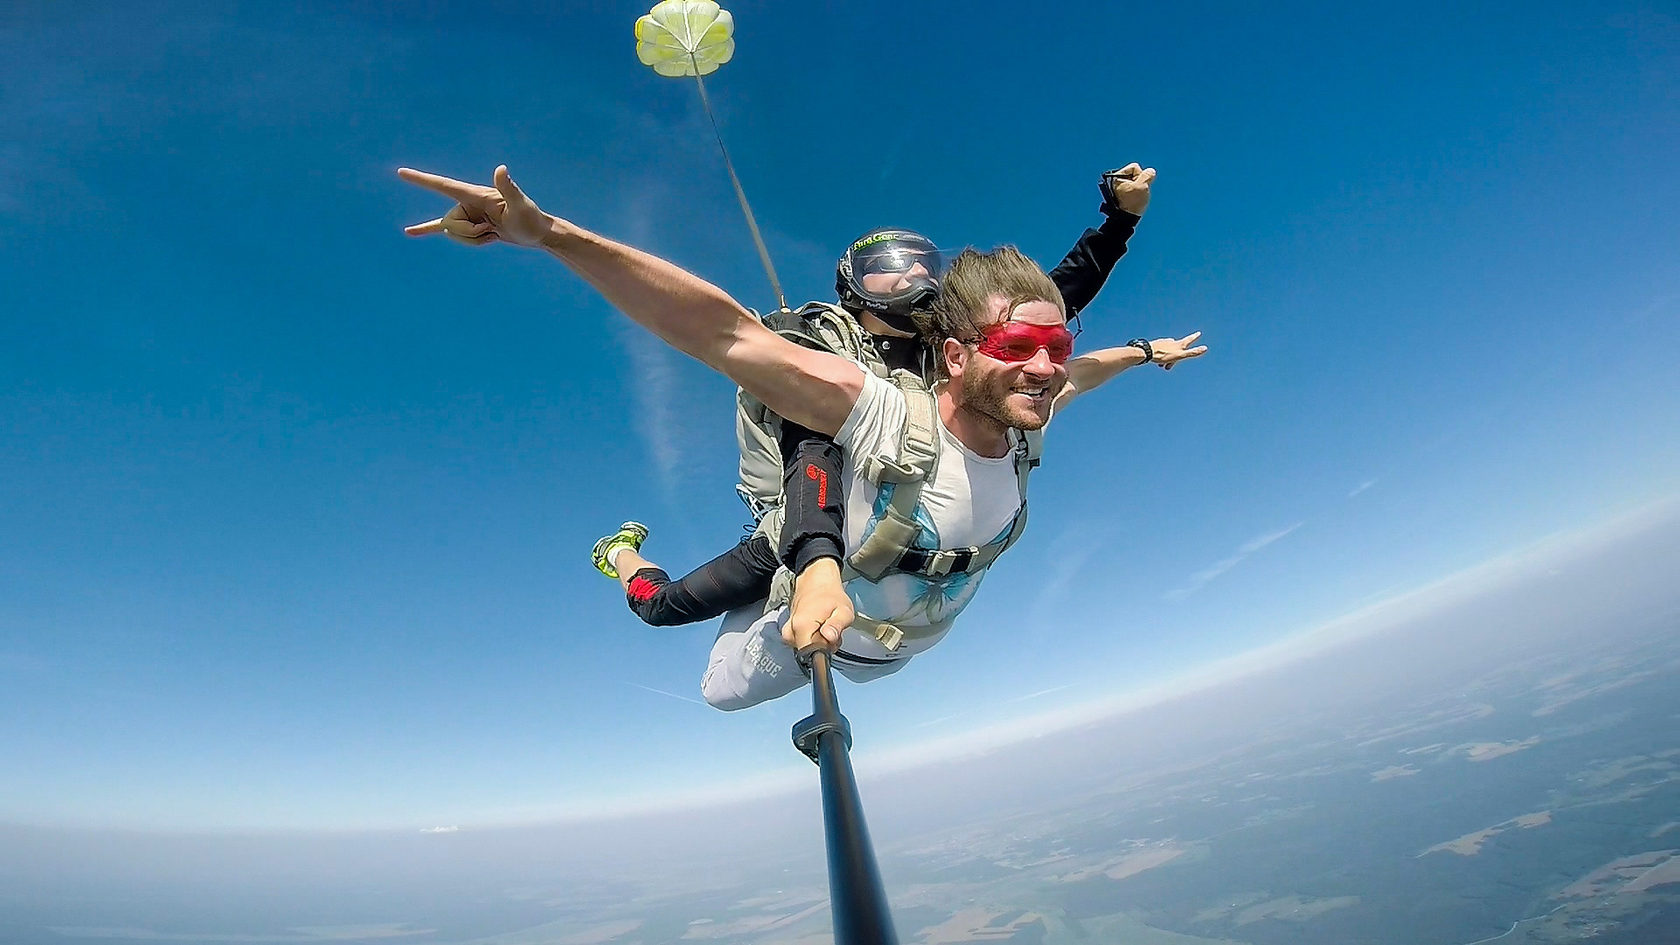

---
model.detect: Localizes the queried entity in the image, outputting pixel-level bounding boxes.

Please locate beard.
[959,365,1059,432]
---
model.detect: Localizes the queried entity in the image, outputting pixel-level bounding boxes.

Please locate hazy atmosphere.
[2,0,1676,942]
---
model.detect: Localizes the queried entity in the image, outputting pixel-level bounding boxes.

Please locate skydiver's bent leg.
[700,605,809,710]
[699,606,916,711]
[623,535,782,627]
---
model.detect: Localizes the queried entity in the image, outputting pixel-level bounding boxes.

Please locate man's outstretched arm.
[1051,332,1207,411]
[399,165,863,436]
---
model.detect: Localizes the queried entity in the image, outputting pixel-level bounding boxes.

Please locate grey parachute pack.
[734,301,1043,651]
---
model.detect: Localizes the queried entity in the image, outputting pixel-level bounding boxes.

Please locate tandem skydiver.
[590,165,1180,645]
[399,164,1205,709]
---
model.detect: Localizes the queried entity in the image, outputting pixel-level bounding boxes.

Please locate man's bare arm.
[1052,331,1207,411]
[399,165,862,436]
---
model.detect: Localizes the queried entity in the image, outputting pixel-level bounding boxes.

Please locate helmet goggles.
[838,229,946,314]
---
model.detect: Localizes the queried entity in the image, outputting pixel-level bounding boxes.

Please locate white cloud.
[613,185,697,505]
[1349,479,1377,498]
[612,324,689,502]
[1027,529,1108,636]
[1166,522,1303,600]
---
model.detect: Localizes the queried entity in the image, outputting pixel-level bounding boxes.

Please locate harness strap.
[847,372,940,580]
[852,614,905,652]
[873,425,1042,577]
[736,303,889,520]
[762,367,1047,650]
[794,302,889,379]
[850,612,948,653]
[856,370,937,484]
[970,426,1041,570]
[846,479,923,581]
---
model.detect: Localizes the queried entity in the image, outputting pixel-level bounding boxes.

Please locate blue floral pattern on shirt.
[843,482,1014,631]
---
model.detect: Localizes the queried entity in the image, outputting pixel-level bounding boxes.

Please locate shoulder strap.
[965,427,1042,572]
[787,302,891,378]
[855,370,937,485]
[735,303,884,519]
[845,370,939,580]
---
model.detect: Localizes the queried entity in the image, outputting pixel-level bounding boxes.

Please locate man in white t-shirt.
[399,165,1206,710]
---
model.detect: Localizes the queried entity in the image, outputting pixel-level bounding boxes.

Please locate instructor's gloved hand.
[1101,163,1156,217]
[783,558,853,655]
[398,165,554,247]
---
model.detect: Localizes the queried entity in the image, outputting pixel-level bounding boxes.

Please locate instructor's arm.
[399,165,862,436]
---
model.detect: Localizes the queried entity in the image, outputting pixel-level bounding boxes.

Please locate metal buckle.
[922,548,975,577]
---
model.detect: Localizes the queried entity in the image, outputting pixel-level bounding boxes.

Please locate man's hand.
[1151,331,1207,371]
[782,558,853,655]
[398,165,554,247]
[1102,163,1157,217]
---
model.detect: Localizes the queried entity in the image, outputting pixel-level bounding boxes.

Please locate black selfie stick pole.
[791,649,899,945]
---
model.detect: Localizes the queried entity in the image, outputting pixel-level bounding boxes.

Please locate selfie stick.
[791,649,900,945]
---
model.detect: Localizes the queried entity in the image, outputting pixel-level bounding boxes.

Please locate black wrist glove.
[777,425,847,574]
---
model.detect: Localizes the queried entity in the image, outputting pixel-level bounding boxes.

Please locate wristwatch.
[1126,337,1154,364]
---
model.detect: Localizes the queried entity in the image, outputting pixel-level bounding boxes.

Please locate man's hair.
[914,246,1066,378]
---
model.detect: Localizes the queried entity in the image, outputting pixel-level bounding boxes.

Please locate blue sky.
[1,0,1675,831]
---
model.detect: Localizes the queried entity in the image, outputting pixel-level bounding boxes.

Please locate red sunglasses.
[973,321,1076,364]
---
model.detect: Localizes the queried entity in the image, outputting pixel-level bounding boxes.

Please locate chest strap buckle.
[899,547,977,577]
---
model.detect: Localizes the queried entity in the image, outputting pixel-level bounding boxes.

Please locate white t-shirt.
[830,371,1029,660]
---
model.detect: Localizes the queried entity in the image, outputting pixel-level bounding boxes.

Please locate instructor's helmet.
[835,228,945,333]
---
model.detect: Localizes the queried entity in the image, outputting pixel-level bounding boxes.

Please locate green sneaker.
[591,521,649,579]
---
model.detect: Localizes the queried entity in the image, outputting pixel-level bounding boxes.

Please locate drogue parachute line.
[632,1,785,310]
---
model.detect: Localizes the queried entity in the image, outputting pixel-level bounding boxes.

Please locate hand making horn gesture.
[1151,331,1206,370]
[398,165,554,248]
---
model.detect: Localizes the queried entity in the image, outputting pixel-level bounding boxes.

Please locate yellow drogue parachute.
[635,0,735,77]
[633,1,783,308]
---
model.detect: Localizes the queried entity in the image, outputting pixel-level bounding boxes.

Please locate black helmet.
[835,228,944,332]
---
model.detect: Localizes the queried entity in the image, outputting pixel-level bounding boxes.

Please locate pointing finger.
[1181,331,1202,345]
[404,218,449,237]
[397,167,489,204]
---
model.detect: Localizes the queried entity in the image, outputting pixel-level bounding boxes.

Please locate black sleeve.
[1046,207,1141,321]
[776,420,846,574]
